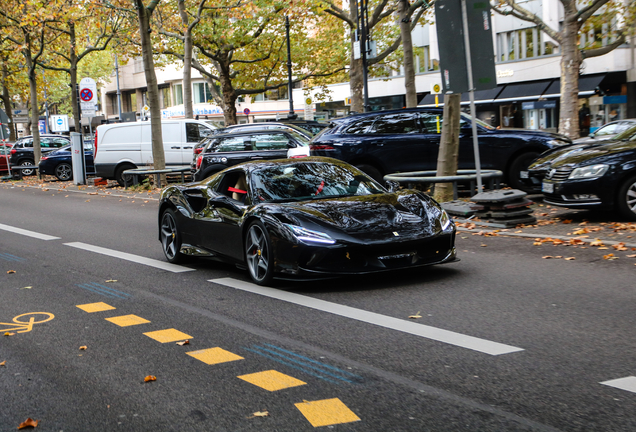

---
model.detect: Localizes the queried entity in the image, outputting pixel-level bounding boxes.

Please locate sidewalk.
[4,177,636,249]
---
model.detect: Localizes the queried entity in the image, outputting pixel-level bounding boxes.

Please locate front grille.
[547,168,572,182]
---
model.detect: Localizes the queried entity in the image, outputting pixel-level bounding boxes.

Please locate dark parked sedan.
[159,157,457,285]
[38,143,95,181]
[309,108,572,191]
[192,128,310,181]
[9,134,70,176]
[528,125,636,220]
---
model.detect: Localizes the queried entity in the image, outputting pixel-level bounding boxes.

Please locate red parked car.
[0,144,12,173]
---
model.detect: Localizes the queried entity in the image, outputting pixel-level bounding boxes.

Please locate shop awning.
[494,80,552,103]
[542,73,606,98]
[418,86,504,107]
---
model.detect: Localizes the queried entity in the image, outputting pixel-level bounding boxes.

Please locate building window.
[413,46,438,72]
[130,93,137,111]
[193,82,213,104]
[253,88,287,102]
[173,84,183,106]
[160,87,171,109]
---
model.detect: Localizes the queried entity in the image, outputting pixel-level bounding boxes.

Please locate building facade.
[99,1,635,136]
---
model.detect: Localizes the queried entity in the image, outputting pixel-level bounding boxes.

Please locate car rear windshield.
[250,162,384,203]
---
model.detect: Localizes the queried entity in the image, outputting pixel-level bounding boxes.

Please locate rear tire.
[20,160,36,176]
[160,208,187,263]
[54,163,73,181]
[355,164,383,183]
[507,152,540,191]
[617,175,636,221]
[245,221,274,286]
[115,164,137,187]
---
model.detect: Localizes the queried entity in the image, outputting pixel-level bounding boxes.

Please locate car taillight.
[194,147,202,155]
[94,130,98,154]
[10,149,16,154]
[309,144,334,150]
[40,156,48,160]
[196,154,203,169]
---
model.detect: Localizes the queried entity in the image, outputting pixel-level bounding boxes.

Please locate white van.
[94,119,217,185]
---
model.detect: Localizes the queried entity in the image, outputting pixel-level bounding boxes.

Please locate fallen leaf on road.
[542,256,554,259]
[4,332,15,336]
[533,242,542,246]
[480,244,487,247]
[590,239,605,247]
[85,200,90,202]
[627,254,636,258]
[598,247,609,250]
[104,280,117,283]
[20,286,32,290]
[613,243,628,251]
[88,192,98,195]
[17,418,39,429]
[562,219,573,224]
[409,312,422,319]
[0,360,5,366]
[7,270,15,274]
[79,346,87,350]
[176,340,189,346]
[247,411,269,419]
[144,375,157,382]
[565,257,576,261]
[603,253,617,260]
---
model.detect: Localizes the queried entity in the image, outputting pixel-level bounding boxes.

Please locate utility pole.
[359,0,370,112]
[115,53,122,120]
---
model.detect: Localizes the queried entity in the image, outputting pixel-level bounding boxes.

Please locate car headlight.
[283,224,336,245]
[568,164,609,180]
[440,209,453,231]
[547,139,570,147]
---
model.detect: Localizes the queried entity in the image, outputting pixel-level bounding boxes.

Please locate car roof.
[210,128,303,138]
[331,107,443,124]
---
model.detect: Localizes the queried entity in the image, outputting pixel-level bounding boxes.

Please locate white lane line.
[601,377,636,393]
[0,223,60,241]
[210,278,524,356]
[64,242,194,273]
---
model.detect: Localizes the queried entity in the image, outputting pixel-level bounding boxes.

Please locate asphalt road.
[1,183,636,431]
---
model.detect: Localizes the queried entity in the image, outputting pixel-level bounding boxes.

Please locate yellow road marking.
[186,347,244,365]
[237,370,306,392]
[144,328,192,343]
[295,398,361,427]
[0,312,55,334]
[76,302,116,313]
[105,314,150,327]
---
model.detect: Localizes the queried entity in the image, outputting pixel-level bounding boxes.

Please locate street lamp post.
[115,54,123,120]
[357,0,370,112]
[285,16,297,120]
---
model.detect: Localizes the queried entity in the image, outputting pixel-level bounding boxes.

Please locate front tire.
[507,152,540,191]
[245,221,274,286]
[617,175,636,221]
[20,160,36,176]
[54,163,73,181]
[115,164,137,187]
[160,209,186,263]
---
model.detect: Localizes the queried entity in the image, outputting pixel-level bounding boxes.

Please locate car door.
[194,170,247,261]
[364,112,430,173]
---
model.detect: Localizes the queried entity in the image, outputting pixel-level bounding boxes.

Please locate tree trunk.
[178,0,194,119]
[217,55,237,125]
[1,63,17,141]
[558,18,581,139]
[348,0,364,113]
[69,22,81,133]
[399,0,417,108]
[136,0,166,174]
[24,33,41,170]
[434,93,461,203]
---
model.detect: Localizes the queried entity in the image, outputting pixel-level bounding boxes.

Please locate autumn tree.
[156,0,347,125]
[493,0,636,139]
[320,0,429,113]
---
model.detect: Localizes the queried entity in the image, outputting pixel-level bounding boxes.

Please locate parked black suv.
[309,108,572,191]
[9,134,70,176]
[192,129,310,181]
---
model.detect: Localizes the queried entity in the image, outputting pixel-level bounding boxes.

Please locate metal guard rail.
[122,167,191,188]
[383,169,503,199]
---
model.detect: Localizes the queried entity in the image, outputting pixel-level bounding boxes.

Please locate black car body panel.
[9,135,70,166]
[159,157,457,283]
[310,108,571,190]
[528,126,636,213]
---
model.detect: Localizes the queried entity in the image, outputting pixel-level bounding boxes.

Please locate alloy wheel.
[161,212,178,260]
[246,224,271,283]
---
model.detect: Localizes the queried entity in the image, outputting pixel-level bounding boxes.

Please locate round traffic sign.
[80,88,93,102]
[432,84,441,93]
[243,108,250,115]
[57,118,63,125]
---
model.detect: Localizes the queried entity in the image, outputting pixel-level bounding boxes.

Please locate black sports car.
[158,157,457,285]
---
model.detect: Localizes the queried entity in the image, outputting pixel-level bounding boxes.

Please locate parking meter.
[70,132,86,185]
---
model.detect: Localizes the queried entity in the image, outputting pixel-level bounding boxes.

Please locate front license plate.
[542,182,554,193]
[520,170,529,179]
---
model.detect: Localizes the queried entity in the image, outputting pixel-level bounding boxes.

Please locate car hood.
[530,140,636,170]
[269,191,446,239]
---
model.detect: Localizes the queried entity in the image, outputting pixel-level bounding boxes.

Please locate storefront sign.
[521,100,557,110]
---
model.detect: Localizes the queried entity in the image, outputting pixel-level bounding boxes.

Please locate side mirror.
[588,133,595,138]
[385,180,400,193]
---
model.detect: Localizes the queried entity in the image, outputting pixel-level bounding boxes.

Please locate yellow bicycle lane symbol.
[0,312,55,334]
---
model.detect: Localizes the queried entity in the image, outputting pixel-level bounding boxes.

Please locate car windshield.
[287,130,310,145]
[250,162,385,203]
[613,125,636,141]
